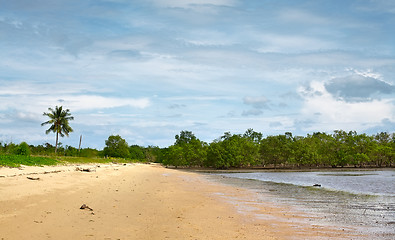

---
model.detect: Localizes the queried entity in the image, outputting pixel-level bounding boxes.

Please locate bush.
[14,142,31,156]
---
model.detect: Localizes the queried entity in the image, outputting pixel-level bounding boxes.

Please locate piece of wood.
[27,177,40,181]
[80,204,93,211]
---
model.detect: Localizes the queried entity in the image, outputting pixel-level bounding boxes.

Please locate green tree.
[175,131,207,167]
[41,106,74,154]
[145,146,162,163]
[290,136,312,167]
[372,132,393,167]
[14,142,31,156]
[64,145,78,156]
[260,133,293,168]
[243,128,263,143]
[349,133,374,167]
[162,145,187,168]
[206,131,259,169]
[206,140,226,168]
[129,145,146,160]
[309,132,335,167]
[1,143,17,155]
[103,135,129,158]
[79,148,100,158]
[175,130,197,145]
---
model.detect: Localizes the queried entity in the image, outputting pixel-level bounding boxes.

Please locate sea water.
[209,170,395,239]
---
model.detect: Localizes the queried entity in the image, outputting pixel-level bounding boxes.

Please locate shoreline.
[172,166,395,173]
[205,169,395,239]
[0,163,364,239]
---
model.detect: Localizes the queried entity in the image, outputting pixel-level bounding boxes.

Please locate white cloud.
[0,94,150,113]
[349,68,383,80]
[298,81,395,132]
[59,95,151,111]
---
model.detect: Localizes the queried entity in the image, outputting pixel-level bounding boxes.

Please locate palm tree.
[41,106,74,154]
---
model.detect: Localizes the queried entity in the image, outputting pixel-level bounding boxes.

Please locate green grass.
[0,154,58,167]
[0,154,140,168]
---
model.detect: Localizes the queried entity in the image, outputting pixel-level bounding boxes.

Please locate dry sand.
[0,163,362,239]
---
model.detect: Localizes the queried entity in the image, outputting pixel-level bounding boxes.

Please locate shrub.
[15,142,31,156]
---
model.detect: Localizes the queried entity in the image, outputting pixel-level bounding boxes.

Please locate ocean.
[207,169,395,239]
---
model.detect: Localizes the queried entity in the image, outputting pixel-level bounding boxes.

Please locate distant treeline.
[0,138,160,162]
[0,142,101,158]
[161,129,394,169]
[1,129,394,169]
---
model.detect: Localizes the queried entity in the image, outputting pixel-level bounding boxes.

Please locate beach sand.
[0,163,361,239]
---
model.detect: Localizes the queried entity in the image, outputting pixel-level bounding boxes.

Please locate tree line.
[1,129,394,169]
[0,137,159,162]
[0,141,99,158]
[161,129,394,169]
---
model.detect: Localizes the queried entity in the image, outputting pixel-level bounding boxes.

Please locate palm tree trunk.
[55,131,59,154]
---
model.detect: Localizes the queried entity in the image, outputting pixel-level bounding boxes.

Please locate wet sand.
[0,163,361,239]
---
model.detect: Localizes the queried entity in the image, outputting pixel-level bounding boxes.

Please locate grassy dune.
[0,155,136,168]
[0,155,58,167]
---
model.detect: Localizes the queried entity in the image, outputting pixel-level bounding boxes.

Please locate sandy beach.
[0,163,362,239]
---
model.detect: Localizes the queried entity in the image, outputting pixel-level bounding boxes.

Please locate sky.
[0,0,394,149]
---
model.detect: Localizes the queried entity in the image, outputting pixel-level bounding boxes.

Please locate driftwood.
[75,167,95,172]
[43,170,62,174]
[27,176,40,181]
[80,204,93,211]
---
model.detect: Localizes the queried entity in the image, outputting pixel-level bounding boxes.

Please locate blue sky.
[1,0,394,149]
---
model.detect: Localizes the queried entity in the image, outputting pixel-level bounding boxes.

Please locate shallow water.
[208,170,395,239]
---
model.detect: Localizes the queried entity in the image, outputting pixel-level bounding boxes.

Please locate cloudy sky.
[1,0,394,149]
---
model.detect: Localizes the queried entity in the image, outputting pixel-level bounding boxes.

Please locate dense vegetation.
[161,129,394,169]
[101,135,162,162]
[1,129,394,169]
[0,135,160,167]
[0,142,100,158]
